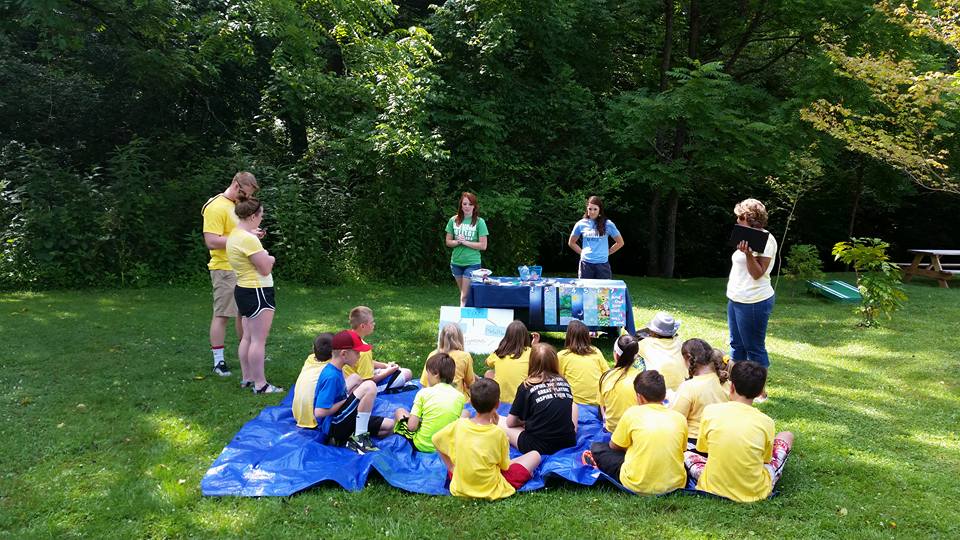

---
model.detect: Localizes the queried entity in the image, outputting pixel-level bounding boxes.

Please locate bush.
[832,237,907,327]
[784,244,825,282]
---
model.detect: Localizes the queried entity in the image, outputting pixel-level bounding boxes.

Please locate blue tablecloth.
[466,277,636,334]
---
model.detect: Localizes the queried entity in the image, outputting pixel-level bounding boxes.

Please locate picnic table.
[900,249,960,288]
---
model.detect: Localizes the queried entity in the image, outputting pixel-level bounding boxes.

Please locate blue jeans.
[579,260,612,279]
[727,295,775,368]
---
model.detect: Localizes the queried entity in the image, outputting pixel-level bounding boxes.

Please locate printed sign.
[438,306,515,354]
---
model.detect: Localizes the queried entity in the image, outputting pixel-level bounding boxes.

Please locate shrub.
[784,244,825,282]
[832,237,907,327]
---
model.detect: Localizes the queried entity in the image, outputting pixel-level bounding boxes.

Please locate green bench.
[806,280,862,303]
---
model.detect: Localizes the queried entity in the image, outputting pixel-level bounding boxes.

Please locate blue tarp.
[201,384,767,499]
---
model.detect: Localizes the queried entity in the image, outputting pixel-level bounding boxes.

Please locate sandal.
[254,383,284,394]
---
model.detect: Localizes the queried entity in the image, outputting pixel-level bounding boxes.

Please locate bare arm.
[437,451,454,471]
[737,241,772,280]
[567,234,582,255]
[249,250,275,275]
[571,402,579,433]
[506,413,524,428]
[314,398,348,419]
[459,236,487,251]
[203,232,227,250]
[609,439,627,451]
[407,414,421,432]
[445,232,459,248]
[609,235,625,256]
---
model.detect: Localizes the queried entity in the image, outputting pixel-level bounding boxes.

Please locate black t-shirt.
[509,376,577,447]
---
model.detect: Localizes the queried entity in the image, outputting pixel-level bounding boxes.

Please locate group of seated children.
[292,307,794,502]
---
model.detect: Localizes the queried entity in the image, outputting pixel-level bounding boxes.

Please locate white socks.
[212,346,225,366]
[356,412,371,436]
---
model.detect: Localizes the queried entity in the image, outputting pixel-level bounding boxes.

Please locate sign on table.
[438,306,515,354]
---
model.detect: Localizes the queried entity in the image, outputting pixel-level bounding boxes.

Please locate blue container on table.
[518,265,543,281]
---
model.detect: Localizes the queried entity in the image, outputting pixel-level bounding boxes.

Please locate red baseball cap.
[331,330,372,352]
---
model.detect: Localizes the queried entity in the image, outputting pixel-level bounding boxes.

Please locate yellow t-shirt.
[637,336,686,391]
[558,347,609,405]
[291,353,327,428]
[432,418,516,500]
[611,403,688,494]
[343,349,374,379]
[420,349,476,398]
[598,366,642,433]
[226,228,273,287]
[410,383,465,452]
[201,194,238,271]
[670,373,729,439]
[696,401,776,502]
[485,347,531,404]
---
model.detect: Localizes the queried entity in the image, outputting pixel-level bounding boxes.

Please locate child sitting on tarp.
[433,379,540,500]
[345,306,413,393]
[684,361,794,502]
[558,320,609,405]
[598,334,644,433]
[636,312,687,392]
[291,330,395,454]
[484,320,538,403]
[671,338,730,451]
[583,370,688,495]
[394,353,466,452]
[420,323,476,398]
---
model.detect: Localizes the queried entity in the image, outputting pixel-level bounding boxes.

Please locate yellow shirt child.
[611,403,688,494]
[695,401,776,502]
[670,373,729,440]
[420,349,476,398]
[638,336,686,391]
[485,347,531,404]
[598,366,642,433]
[558,347,609,405]
[432,418,516,500]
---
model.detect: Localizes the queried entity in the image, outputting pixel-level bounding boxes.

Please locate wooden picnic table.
[901,249,960,288]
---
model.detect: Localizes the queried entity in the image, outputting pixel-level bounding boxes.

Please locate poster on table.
[438,306,515,354]
[555,284,626,328]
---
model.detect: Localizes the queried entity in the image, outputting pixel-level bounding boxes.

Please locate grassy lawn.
[2,275,959,538]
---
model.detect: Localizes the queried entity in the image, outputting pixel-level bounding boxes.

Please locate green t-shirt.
[411,382,466,452]
[446,216,488,266]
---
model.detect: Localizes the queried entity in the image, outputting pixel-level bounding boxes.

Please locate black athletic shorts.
[328,394,386,445]
[234,286,275,319]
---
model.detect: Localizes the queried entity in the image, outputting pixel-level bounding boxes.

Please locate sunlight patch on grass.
[145,412,212,451]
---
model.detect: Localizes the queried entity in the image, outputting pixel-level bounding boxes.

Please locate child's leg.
[511,450,541,474]
[352,380,378,436]
[684,450,708,482]
[589,441,626,480]
[344,373,363,393]
[497,415,524,448]
[765,431,794,487]
[394,408,410,421]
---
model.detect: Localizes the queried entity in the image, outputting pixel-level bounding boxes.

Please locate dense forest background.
[2,0,958,289]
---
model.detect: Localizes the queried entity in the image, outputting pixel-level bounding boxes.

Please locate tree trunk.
[848,159,864,237]
[659,0,674,92]
[647,189,661,276]
[662,188,680,277]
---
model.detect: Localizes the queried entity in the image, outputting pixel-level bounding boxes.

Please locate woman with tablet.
[726,199,776,398]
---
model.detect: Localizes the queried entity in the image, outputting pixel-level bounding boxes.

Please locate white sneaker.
[213,361,232,377]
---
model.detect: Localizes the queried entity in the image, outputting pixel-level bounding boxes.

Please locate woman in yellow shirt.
[558,320,609,405]
[598,334,644,433]
[484,321,538,404]
[225,197,281,394]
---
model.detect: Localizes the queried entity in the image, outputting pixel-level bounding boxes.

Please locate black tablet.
[728,225,770,253]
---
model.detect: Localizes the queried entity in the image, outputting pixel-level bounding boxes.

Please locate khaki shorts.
[210,270,239,317]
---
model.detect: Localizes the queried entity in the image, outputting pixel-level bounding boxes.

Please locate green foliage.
[785,244,826,282]
[832,237,908,326]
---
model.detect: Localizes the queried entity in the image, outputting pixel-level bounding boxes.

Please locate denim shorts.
[450,263,481,279]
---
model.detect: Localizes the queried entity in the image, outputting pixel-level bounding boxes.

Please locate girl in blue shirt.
[567,196,625,279]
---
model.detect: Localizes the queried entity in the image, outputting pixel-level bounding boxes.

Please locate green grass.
[2,276,958,538]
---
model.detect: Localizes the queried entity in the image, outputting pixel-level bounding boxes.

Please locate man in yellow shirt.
[201,171,260,378]
[432,378,540,500]
[684,361,795,502]
[583,370,687,494]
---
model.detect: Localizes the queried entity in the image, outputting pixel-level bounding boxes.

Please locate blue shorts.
[450,263,481,279]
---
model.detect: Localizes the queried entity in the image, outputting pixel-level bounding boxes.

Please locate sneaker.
[213,361,232,377]
[345,432,379,454]
[240,380,253,389]
[581,450,598,468]
[253,383,284,394]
